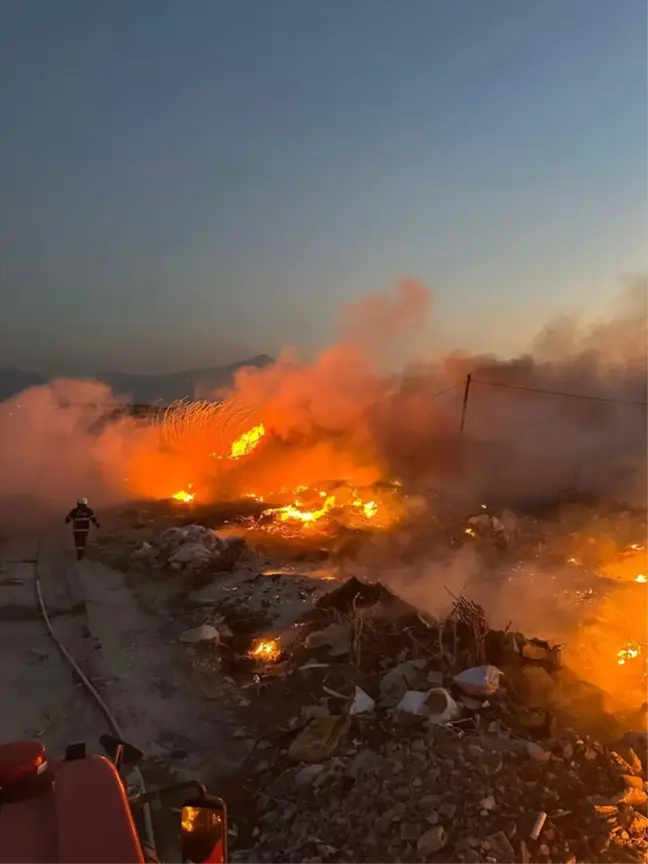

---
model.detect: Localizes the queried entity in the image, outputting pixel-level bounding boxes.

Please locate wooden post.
[459,373,472,434]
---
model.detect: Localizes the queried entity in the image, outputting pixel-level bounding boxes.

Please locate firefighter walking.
[65,497,100,560]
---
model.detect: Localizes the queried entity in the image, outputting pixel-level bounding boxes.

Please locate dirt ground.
[0,524,261,860]
[1,516,342,860]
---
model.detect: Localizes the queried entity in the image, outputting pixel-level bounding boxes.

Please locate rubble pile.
[130,524,245,573]
[230,577,647,864]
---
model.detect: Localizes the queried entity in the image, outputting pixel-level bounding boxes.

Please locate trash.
[179,623,221,644]
[348,686,375,716]
[396,688,459,724]
[453,665,502,698]
[288,715,351,763]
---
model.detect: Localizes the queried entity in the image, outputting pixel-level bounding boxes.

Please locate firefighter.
[65,497,100,560]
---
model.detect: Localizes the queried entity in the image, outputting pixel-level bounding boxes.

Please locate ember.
[172,489,195,503]
[249,638,282,662]
[617,641,642,665]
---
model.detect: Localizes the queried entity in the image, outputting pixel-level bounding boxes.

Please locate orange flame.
[230,423,265,459]
[617,641,641,665]
[249,638,281,662]
[172,490,195,503]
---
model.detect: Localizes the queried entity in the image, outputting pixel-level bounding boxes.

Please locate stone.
[179,624,220,644]
[486,830,515,860]
[417,825,448,855]
[479,795,496,811]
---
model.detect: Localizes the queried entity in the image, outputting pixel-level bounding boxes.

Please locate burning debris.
[248,638,282,663]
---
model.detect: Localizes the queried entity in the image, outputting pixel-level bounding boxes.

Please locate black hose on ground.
[33,533,157,856]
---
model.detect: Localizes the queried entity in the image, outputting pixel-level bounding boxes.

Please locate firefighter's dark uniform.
[65,503,100,560]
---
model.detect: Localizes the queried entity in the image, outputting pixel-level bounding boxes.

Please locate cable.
[471,378,648,407]
[33,534,156,856]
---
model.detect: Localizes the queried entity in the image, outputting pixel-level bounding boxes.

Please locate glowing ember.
[636,574,647,583]
[172,489,195,503]
[230,423,266,459]
[617,641,642,665]
[249,638,281,662]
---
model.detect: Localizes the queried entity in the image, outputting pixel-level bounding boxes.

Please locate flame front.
[230,423,265,459]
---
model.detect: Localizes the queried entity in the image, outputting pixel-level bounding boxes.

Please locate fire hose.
[33,534,157,857]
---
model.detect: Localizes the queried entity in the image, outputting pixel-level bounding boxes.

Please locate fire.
[636,574,647,583]
[230,423,266,459]
[249,638,282,662]
[617,641,642,665]
[172,489,195,503]
[257,485,394,534]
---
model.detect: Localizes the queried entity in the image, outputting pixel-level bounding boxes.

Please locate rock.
[503,664,556,708]
[518,637,562,669]
[304,622,352,655]
[379,659,427,705]
[454,665,502,697]
[292,764,325,789]
[417,825,447,855]
[347,749,386,777]
[131,541,154,560]
[486,830,515,860]
[479,795,496,811]
[179,623,220,644]
[525,741,551,762]
[426,669,444,686]
[438,801,457,819]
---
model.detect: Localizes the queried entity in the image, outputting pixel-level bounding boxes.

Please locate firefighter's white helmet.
[77,497,88,506]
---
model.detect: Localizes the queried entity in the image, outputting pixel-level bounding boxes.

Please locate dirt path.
[0,533,104,752]
[2,527,251,858]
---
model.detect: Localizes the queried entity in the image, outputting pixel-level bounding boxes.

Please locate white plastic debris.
[348,686,376,716]
[396,690,430,716]
[179,624,221,644]
[395,688,459,724]
[427,688,460,724]
[453,665,503,698]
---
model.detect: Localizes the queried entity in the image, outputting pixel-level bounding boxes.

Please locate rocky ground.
[4,495,646,864]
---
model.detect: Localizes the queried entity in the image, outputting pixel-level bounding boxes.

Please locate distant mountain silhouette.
[0,367,47,400]
[0,354,274,403]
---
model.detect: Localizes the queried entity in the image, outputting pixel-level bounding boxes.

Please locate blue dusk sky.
[0,0,645,373]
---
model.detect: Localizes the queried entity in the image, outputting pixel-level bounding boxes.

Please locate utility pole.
[459,373,472,434]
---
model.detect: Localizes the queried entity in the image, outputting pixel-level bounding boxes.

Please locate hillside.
[0,354,274,403]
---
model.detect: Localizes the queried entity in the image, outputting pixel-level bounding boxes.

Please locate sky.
[0,0,646,375]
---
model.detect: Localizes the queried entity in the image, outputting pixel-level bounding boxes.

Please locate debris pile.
[230,576,648,864]
[130,524,245,572]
